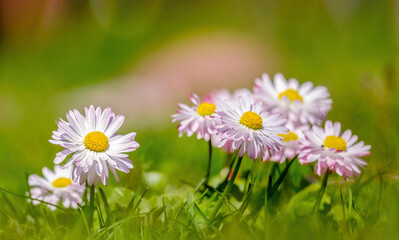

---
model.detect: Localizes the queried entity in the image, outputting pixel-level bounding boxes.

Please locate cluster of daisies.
[26,72,371,211]
[172,73,371,179]
[28,106,140,210]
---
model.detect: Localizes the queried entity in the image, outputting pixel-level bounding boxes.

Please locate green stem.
[210,156,243,219]
[340,188,346,222]
[314,169,330,213]
[205,140,213,185]
[88,185,95,231]
[347,182,353,233]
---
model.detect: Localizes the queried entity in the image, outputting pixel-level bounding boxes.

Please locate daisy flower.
[253,73,332,126]
[216,95,288,160]
[50,105,140,186]
[28,165,85,210]
[171,94,219,141]
[263,123,309,163]
[207,88,253,151]
[299,120,371,179]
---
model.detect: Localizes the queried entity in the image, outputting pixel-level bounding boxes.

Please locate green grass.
[1,149,397,239]
[1,0,398,239]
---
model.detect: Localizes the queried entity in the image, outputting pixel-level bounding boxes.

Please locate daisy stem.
[314,169,330,214]
[205,140,213,185]
[88,185,95,231]
[346,181,353,233]
[210,155,243,220]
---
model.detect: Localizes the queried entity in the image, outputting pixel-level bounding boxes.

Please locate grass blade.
[267,155,297,200]
[0,186,74,215]
[98,187,111,225]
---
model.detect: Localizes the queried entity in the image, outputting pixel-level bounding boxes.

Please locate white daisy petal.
[104,115,125,137]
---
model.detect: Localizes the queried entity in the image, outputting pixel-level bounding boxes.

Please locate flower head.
[253,73,332,126]
[171,94,219,141]
[50,105,140,186]
[207,88,254,151]
[216,95,288,160]
[262,123,309,163]
[28,165,85,210]
[299,120,371,178]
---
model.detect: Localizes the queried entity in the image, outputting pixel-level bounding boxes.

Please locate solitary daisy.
[263,124,309,163]
[216,95,288,160]
[253,73,332,126]
[299,120,371,179]
[50,105,140,186]
[171,94,219,141]
[28,165,85,210]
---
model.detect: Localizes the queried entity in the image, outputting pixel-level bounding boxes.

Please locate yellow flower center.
[197,102,216,116]
[278,131,299,142]
[84,131,109,152]
[323,136,347,151]
[240,111,263,130]
[278,89,303,102]
[52,177,73,188]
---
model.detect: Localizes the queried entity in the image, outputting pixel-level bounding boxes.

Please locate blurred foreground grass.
[0,0,398,239]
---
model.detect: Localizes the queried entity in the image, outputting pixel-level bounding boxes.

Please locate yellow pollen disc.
[278,131,298,142]
[323,136,347,151]
[278,89,303,102]
[197,102,216,116]
[52,177,72,188]
[84,131,109,152]
[240,111,263,130]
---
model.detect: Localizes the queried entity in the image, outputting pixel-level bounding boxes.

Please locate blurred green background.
[0,0,397,200]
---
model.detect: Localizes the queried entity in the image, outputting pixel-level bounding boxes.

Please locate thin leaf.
[79,207,90,236]
[98,187,111,225]
[0,186,74,215]
[267,155,297,200]
[131,187,149,214]
[96,194,105,229]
